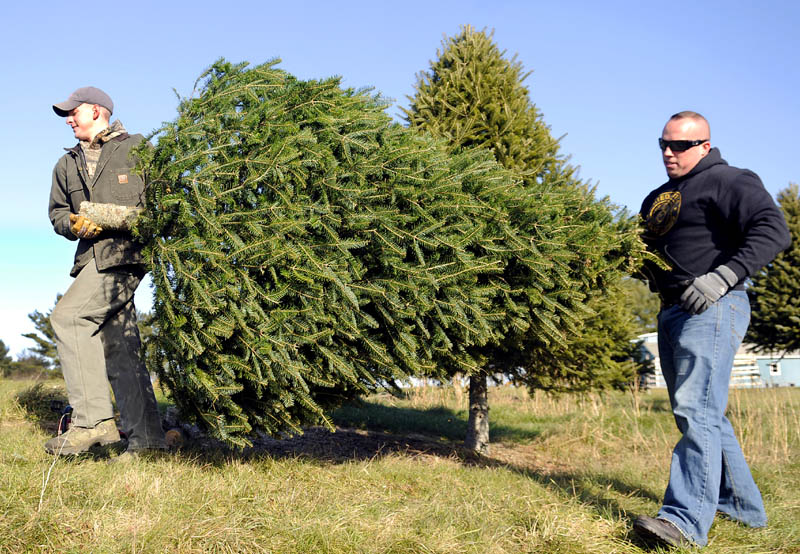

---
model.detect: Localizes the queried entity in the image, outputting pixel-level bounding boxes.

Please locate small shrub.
[15,382,68,423]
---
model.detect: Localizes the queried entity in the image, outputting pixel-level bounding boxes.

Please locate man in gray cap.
[46,86,165,459]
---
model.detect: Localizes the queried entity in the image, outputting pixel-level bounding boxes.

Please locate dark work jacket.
[639,148,790,303]
[49,133,147,276]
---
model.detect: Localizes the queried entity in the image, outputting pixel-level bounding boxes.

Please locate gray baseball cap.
[53,86,114,117]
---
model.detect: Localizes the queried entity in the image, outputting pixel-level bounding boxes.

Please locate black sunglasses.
[658,138,709,152]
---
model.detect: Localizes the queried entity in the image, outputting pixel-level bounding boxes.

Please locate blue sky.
[1,0,798,357]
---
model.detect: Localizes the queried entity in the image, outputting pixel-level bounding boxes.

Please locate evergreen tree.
[22,295,61,372]
[6,350,51,379]
[136,59,596,446]
[136,310,160,375]
[622,278,660,334]
[0,339,13,376]
[507,285,640,392]
[136,56,645,448]
[746,183,800,354]
[404,26,646,451]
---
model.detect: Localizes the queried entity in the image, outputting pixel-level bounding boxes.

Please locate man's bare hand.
[69,213,103,239]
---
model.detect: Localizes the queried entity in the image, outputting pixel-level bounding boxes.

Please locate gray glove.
[680,265,738,315]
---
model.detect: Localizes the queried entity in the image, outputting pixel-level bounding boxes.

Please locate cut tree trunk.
[464,372,489,454]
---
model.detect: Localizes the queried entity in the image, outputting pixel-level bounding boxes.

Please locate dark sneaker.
[633,515,693,548]
[44,419,120,455]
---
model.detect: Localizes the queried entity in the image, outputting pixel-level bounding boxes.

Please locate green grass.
[2,378,799,553]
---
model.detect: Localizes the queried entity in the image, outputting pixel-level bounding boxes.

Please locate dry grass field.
[2,378,798,553]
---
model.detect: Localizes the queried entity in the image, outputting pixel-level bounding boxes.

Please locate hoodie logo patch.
[118,174,129,184]
[646,191,681,236]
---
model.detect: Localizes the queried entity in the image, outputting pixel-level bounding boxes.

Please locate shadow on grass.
[330,399,540,443]
[647,397,672,413]
[167,418,661,552]
[166,398,662,537]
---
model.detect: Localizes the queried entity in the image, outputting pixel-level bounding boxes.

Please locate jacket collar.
[64,132,130,156]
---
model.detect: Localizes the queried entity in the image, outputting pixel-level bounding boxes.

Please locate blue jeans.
[656,291,767,546]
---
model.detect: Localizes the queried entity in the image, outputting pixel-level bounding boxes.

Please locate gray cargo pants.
[50,260,165,449]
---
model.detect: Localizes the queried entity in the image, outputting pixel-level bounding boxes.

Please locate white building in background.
[637,332,799,389]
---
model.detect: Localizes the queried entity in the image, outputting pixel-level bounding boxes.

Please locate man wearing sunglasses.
[634,111,790,548]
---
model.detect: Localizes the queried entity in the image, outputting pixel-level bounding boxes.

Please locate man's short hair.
[669,111,708,126]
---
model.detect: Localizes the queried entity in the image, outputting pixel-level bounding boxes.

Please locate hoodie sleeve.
[717,169,790,280]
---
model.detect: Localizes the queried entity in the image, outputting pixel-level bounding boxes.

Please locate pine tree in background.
[746,183,800,355]
[621,278,660,334]
[22,295,61,372]
[136,59,596,446]
[7,351,51,378]
[404,26,646,451]
[404,27,566,186]
[0,340,13,376]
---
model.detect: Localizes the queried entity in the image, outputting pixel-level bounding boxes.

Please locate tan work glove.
[69,213,103,239]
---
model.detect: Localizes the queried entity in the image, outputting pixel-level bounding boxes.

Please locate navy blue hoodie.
[639,147,790,302]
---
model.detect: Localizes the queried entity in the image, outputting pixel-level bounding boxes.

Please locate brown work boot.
[44,419,120,455]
